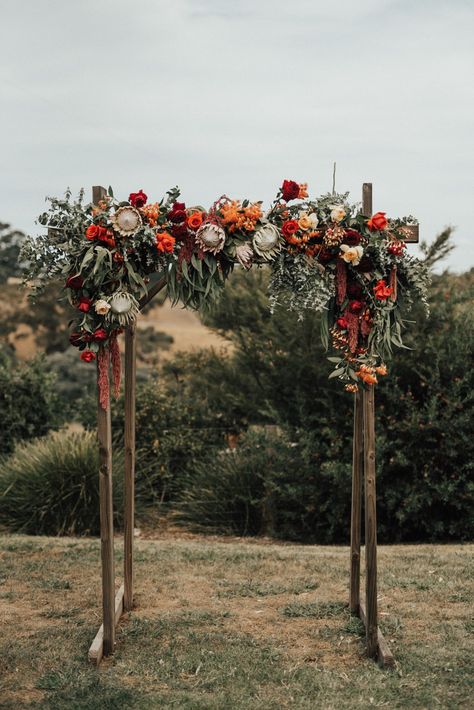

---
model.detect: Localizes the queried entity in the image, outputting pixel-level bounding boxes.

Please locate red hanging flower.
[281,180,300,202]
[374,279,393,301]
[388,240,406,256]
[349,300,363,313]
[80,350,96,363]
[69,331,83,347]
[77,297,93,313]
[129,190,148,208]
[336,317,348,330]
[93,328,109,342]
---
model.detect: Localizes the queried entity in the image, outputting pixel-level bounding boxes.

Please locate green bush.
[169,262,474,543]
[0,431,123,535]
[0,353,64,456]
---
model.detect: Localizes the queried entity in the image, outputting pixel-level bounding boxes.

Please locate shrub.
[0,353,64,456]
[0,431,123,535]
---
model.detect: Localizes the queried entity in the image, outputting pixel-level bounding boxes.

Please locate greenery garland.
[21,180,429,391]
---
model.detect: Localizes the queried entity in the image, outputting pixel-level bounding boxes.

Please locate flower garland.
[21,180,429,402]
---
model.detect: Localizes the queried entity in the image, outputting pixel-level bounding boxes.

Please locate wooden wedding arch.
[86,182,419,667]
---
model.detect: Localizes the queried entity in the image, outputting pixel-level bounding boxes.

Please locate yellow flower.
[340,244,364,265]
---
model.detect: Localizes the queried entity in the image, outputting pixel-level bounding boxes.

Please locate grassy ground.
[0,535,472,709]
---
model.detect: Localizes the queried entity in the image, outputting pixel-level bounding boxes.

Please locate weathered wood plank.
[350,390,363,613]
[124,326,136,612]
[359,600,395,668]
[363,385,378,658]
[88,584,124,665]
[139,274,167,309]
[398,224,419,243]
[94,185,116,658]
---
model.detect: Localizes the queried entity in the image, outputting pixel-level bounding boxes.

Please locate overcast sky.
[1,0,473,271]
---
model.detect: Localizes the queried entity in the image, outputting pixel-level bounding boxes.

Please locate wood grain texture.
[124,326,136,612]
[94,185,116,658]
[359,600,395,668]
[363,386,378,658]
[88,585,124,665]
[362,183,373,218]
[139,275,167,309]
[398,224,419,243]
[350,390,363,613]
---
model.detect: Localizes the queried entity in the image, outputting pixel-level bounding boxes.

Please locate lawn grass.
[0,535,472,709]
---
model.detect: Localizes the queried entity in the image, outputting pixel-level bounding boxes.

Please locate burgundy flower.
[69,331,83,347]
[80,350,96,363]
[129,190,148,208]
[342,229,361,247]
[349,300,363,313]
[171,222,188,239]
[168,201,187,223]
[66,275,84,290]
[281,180,300,202]
[347,281,363,298]
[337,317,348,330]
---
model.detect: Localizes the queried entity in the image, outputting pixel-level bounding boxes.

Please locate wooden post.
[349,390,363,613]
[363,385,378,657]
[360,182,378,658]
[124,325,136,612]
[94,182,115,657]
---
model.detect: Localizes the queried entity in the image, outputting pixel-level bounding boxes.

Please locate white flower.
[235,243,253,269]
[330,205,346,223]
[340,244,364,265]
[94,299,111,315]
[195,223,226,254]
[111,206,142,237]
[252,223,281,260]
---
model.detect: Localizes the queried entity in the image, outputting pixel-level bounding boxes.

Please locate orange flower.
[367,212,388,231]
[345,383,359,393]
[155,231,175,254]
[187,211,204,231]
[374,279,393,301]
[375,364,388,376]
[141,202,160,227]
[298,183,309,199]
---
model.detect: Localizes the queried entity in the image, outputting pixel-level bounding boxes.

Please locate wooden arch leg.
[124,325,136,612]
[350,390,363,613]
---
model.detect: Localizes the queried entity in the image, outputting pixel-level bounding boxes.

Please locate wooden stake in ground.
[124,325,136,612]
[350,389,363,613]
[93,185,116,657]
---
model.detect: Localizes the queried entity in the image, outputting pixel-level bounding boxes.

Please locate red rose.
[66,275,84,289]
[168,201,187,223]
[281,180,300,202]
[373,279,393,301]
[367,212,388,231]
[337,317,348,330]
[349,300,363,313]
[80,350,96,363]
[85,224,100,241]
[93,328,108,342]
[342,229,361,247]
[77,297,93,313]
[129,190,147,208]
[281,220,299,240]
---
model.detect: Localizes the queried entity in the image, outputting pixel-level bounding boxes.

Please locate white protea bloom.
[252,223,281,261]
[109,292,140,325]
[235,243,253,269]
[329,205,346,223]
[195,223,226,254]
[340,244,364,265]
[111,206,142,237]
[94,299,111,315]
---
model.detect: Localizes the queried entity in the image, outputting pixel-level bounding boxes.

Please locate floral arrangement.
[21,180,429,403]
